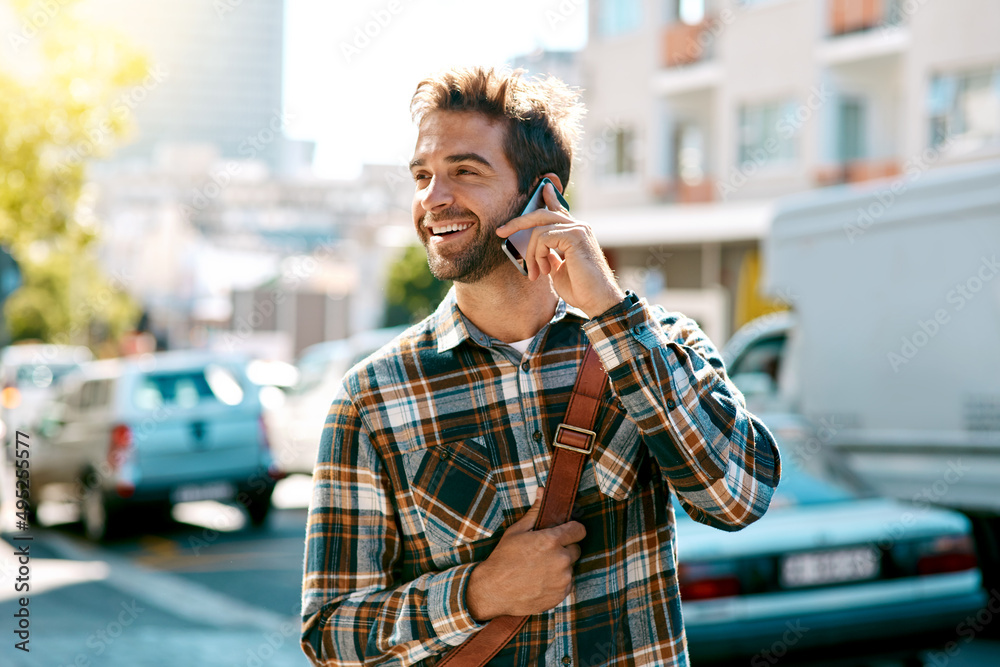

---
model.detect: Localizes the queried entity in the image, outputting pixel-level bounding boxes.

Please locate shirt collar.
[432,285,589,353]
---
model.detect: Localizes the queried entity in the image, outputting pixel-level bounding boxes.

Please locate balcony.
[661,20,716,68]
[650,177,716,204]
[828,0,901,36]
[815,159,901,187]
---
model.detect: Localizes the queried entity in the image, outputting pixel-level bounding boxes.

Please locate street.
[1,475,999,667]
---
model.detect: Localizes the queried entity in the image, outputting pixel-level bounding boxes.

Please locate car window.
[14,363,80,389]
[132,365,245,410]
[729,334,785,382]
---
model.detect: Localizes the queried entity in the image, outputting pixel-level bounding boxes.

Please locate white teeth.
[430,222,472,235]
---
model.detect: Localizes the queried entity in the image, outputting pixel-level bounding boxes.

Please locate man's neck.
[454,265,560,344]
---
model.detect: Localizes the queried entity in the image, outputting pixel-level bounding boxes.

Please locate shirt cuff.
[582,291,668,371]
[427,562,486,645]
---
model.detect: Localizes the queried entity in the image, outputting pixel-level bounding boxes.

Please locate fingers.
[565,543,582,565]
[541,182,567,212]
[507,488,544,534]
[548,520,586,547]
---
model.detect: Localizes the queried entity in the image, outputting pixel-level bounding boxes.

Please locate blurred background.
[0,0,998,665]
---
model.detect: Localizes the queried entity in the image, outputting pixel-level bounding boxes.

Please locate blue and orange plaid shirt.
[301,288,781,666]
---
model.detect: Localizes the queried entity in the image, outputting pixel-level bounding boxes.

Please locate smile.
[429,222,473,236]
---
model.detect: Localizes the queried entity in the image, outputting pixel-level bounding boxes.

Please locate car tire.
[81,478,126,542]
[240,486,274,528]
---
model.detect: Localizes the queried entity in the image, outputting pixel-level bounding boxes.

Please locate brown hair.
[410,66,585,196]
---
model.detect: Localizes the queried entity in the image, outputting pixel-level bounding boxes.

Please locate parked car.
[673,323,989,664]
[32,350,283,540]
[0,343,93,446]
[268,326,407,474]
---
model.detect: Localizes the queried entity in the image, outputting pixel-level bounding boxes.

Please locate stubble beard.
[422,195,527,284]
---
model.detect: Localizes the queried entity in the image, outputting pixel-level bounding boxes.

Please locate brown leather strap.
[436,345,608,667]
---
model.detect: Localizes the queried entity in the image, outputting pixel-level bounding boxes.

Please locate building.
[78,0,291,172]
[90,151,411,359]
[575,0,1000,343]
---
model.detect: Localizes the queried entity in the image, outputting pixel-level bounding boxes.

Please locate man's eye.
[457,168,476,175]
[412,173,429,182]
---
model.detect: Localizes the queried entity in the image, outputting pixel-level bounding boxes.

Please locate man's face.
[410,111,526,283]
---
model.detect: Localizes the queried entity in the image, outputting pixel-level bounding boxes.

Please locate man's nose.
[418,176,454,212]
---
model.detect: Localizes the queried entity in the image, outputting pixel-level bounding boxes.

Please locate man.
[301,66,781,667]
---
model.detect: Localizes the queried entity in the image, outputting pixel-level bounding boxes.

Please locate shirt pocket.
[409,438,506,564]
[589,401,644,502]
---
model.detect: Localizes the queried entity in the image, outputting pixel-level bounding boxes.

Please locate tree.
[0,0,148,347]
[383,245,451,327]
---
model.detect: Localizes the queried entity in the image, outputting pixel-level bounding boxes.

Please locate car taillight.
[259,415,285,480]
[258,415,271,452]
[679,562,743,600]
[917,535,978,576]
[108,423,133,470]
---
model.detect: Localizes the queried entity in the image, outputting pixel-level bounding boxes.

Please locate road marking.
[41,530,298,631]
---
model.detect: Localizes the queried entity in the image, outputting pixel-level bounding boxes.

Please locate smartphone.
[501,177,570,276]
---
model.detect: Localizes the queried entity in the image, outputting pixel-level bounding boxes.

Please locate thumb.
[508,487,544,534]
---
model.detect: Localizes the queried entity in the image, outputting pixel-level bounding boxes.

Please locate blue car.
[676,413,987,664]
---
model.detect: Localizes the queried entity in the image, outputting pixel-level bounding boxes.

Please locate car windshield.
[287,343,348,396]
[132,365,245,410]
[14,363,81,390]
[673,441,856,521]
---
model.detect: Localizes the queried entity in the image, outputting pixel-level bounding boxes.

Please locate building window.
[599,0,642,37]
[737,102,797,167]
[838,98,867,162]
[928,65,1000,149]
[675,0,705,25]
[605,127,637,176]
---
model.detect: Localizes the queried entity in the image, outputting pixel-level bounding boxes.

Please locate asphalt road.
[1,475,998,667]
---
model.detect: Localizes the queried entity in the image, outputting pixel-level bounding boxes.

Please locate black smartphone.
[501,177,570,276]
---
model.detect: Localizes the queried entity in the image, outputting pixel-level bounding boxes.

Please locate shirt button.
[667,399,676,409]
[521,360,530,372]
[533,430,543,442]
[562,657,572,666]
[632,324,644,335]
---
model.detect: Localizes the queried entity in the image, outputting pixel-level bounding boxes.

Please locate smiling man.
[301,66,781,667]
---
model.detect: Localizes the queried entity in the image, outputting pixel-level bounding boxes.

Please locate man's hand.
[496,182,624,318]
[465,488,586,621]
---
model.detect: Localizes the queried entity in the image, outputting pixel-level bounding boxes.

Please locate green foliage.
[0,0,148,346]
[383,245,452,327]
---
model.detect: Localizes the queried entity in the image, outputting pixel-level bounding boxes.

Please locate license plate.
[171,481,235,503]
[781,547,880,588]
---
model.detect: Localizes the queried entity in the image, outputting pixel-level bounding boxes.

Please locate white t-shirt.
[508,337,533,354]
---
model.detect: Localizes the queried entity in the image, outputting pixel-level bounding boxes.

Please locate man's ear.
[540,173,564,194]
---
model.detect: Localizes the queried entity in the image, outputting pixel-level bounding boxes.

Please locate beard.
[420,195,527,284]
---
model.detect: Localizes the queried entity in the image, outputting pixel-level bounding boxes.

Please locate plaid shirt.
[301,288,781,667]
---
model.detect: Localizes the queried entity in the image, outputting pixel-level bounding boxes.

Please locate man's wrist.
[465,562,499,622]
[583,286,627,319]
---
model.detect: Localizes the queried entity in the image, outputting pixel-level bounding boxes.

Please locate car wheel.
[81,482,124,542]
[240,486,274,527]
